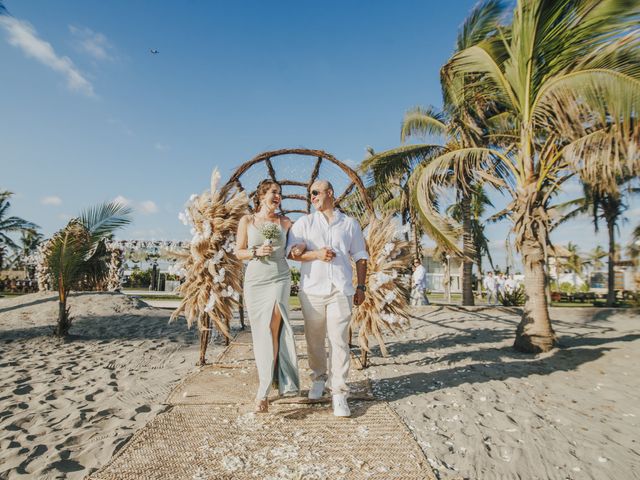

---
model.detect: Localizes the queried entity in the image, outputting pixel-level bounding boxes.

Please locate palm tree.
[46,202,131,336]
[446,183,496,290]
[555,177,638,305]
[11,229,43,276]
[361,147,427,260]
[0,191,38,270]
[587,245,607,272]
[361,0,506,306]
[425,0,640,352]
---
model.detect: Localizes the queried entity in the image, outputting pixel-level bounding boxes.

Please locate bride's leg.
[270,304,283,362]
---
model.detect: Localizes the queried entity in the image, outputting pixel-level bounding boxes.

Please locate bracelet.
[250,246,258,259]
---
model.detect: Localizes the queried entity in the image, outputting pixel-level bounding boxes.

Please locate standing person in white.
[483,271,498,305]
[288,180,368,417]
[411,258,429,306]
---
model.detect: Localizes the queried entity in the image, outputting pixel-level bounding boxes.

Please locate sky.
[1,0,638,271]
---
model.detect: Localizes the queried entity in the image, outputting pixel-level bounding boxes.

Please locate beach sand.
[364,306,640,480]
[0,292,212,479]
[1,293,639,479]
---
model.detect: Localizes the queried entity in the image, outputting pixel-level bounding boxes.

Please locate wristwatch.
[356,284,367,292]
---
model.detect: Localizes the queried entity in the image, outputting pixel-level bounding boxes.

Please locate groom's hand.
[316,247,336,262]
[353,289,365,306]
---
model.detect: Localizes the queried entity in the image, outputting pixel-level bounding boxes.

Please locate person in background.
[411,258,429,306]
[483,271,498,305]
[504,274,517,294]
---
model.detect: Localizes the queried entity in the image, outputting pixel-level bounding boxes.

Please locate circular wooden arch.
[220,148,374,220]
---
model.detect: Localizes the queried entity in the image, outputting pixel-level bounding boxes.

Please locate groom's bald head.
[310,179,335,211]
[311,180,334,196]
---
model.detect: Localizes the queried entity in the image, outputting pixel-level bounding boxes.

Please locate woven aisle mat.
[90,314,436,480]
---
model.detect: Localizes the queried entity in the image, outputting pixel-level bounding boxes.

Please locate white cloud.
[0,14,94,97]
[69,25,113,61]
[113,195,131,206]
[112,196,157,214]
[139,200,158,214]
[41,195,62,206]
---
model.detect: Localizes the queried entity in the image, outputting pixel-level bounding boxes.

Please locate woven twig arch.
[220,148,374,222]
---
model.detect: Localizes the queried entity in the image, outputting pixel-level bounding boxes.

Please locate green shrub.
[498,286,525,306]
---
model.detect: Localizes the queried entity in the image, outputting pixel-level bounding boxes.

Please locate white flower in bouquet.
[259,222,280,246]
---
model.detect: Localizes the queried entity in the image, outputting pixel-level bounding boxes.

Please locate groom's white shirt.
[287,210,368,296]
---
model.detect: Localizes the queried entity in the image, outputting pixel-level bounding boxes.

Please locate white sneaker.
[332,394,351,417]
[308,380,325,400]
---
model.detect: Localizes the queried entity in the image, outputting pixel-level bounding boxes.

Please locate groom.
[288,180,368,417]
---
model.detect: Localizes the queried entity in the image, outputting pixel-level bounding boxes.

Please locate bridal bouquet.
[259,222,280,246]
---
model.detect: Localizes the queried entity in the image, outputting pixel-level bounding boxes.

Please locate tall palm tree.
[424,0,640,351]
[46,202,131,336]
[0,191,38,270]
[555,177,638,305]
[361,0,506,306]
[446,183,496,286]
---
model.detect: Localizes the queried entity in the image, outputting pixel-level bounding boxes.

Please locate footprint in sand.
[13,384,33,395]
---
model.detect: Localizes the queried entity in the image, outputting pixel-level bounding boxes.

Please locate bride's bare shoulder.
[280,215,293,228]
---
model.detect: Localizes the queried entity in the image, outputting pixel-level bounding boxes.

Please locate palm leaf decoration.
[351,215,412,365]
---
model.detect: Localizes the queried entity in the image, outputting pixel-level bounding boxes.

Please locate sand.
[364,306,640,480]
[1,293,639,480]
[0,292,212,479]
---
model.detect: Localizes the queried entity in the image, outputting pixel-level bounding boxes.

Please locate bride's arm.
[283,216,307,259]
[234,215,255,261]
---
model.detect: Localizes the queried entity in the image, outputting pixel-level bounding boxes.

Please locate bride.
[235,179,304,412]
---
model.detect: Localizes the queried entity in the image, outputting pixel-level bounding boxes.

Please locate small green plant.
[498,286,525,306]
[559,282,576,294]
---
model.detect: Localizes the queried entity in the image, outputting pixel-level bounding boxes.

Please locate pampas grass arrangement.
[170,168,249,365]
[351,214,412,366]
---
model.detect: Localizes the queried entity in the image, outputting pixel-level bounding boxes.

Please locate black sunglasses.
[311,189,324,196]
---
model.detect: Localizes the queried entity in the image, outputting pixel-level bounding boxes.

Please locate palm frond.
[79,201,133,241]
[360,144,445,186]
[456,0,506,51]
[400,106,447,141]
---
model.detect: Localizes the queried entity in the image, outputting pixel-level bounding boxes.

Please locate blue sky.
[1,0,638,270]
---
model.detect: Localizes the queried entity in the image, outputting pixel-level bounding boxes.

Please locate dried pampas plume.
[351,215,411,363]
[170,168,249,364]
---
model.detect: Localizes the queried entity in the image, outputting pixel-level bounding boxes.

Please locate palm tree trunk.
[606,220,616,306]
[55,279,71,336]
[476,257,483,296]
[412,216,421,260]
[514,237,557,353]
[461,193,474,306]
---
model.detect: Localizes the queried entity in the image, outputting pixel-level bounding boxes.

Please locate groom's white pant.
[299,285,352,395]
